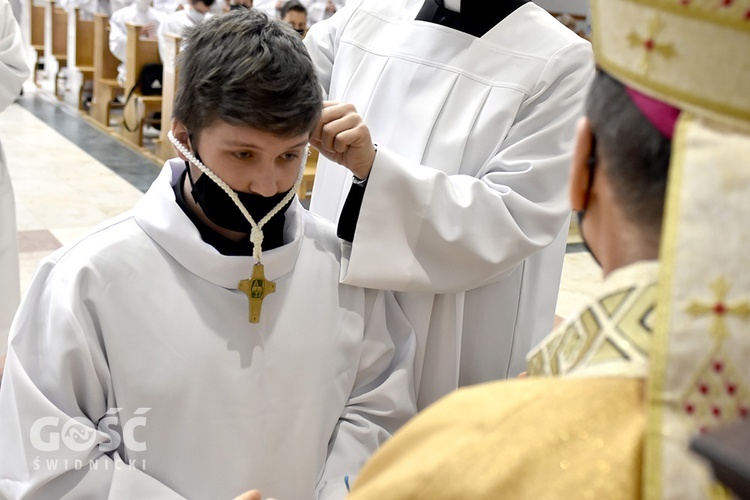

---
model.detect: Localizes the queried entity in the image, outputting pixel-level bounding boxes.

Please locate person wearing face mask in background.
[280,0,307,36]
[226,0,252,12]
[157,0,214,62]
[110,0,165,87]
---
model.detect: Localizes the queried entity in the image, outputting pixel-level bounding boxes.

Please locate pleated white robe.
[304,0,594,408]
[0,160,417,499]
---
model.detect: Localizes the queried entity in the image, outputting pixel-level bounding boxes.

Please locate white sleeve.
[156,16,170,63]
[0,260,186,499]
[0,0,29,112]
[299,0,324,25]
[108,12,128,62]
[316,289,417,500]
[303,0,362,98]
[341,41,595,293]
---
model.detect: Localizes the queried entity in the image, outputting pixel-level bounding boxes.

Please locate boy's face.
[283,11,307,32]
[192,0,212,13]
[189,120,309,197]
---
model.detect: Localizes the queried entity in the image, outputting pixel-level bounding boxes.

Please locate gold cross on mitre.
[238,263,276,323]
[626,15,676,73]
[686,277,750,341]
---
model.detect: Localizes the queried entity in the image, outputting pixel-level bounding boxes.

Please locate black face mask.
[578,137,602,268]
[185,155,292,234]
[294,28,305,36]
[229,3,250,10]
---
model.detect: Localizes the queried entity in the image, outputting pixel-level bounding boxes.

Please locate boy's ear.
[170,120,191,162]
[569,118,595,212]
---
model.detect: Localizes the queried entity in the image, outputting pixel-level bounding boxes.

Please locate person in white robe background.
[0,0,30,382]
[298,0,345,27]
[0,10,416,500]
[109,0,164,87]
[304,0,594,409]
[252,0,277,17]
[280,0,307,35]
[156,0,213,62]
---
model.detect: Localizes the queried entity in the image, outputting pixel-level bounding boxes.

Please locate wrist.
[353,143,377,182]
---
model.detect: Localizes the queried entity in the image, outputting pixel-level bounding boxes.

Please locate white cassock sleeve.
[306,5,593,293]
[316,289,417,499]
[0,260,186,499]
[343,47,590,293]
[0,0,29,112]
[108,12,128,63]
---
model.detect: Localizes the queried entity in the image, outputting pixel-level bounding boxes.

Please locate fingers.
[232,490,262,500]
[312,102,369,155]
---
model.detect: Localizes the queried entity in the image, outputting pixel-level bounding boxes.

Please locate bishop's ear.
[569,117,595,212]
[170,120,192,161]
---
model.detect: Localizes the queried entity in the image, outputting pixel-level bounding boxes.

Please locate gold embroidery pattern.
[627,15,676,73]
[528,281,657,377]
[681,277,750,433]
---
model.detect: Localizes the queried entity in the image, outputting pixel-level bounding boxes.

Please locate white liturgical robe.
[304,0,594,408]
[0,160,417,499]
[0,0,29,353]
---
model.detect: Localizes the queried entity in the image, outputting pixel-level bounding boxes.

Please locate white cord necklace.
[168,130,309,323]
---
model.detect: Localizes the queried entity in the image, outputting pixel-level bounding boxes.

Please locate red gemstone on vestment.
[740,407,749,418]
[727,384,737,395]
[644,39,654,51]
[714,361,724,372]
[714,303,726,314]
[713,406,722,417]
[699,383,709,394]
[685,403,695,414]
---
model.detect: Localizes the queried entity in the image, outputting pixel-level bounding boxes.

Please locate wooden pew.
[548,11,589,39]
[156,33,180,162]
[49,0,68,99]
[91,13,122,127]
[299,147,318,201]
[30,0,45,85]
[120,22,162,148]
[71,8,95,110]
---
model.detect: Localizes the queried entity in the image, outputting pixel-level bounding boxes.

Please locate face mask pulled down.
[167,130,308,263]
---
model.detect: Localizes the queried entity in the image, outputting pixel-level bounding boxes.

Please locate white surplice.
[109,3,164,62]
[0,0,29,353]
[304,0,594,408]
[0,160,416,499]
[156,8,210,62]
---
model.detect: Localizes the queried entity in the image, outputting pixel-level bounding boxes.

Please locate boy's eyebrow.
[222,139,309,149]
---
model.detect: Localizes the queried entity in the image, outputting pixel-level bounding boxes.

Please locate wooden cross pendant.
[238,263,276,323]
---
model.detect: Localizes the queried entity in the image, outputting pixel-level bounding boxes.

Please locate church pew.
[299,148,318,201]
[30,0,45,85]
[71,8,95,110]
[47,0,68,99]
[91,13,122,127]
[120,22,162,148]
[156,32,180,162]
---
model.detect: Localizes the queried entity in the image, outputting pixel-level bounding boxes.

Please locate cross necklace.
[168,130,308,323]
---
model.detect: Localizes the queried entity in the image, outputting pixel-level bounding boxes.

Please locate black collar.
[415,0,529,38]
